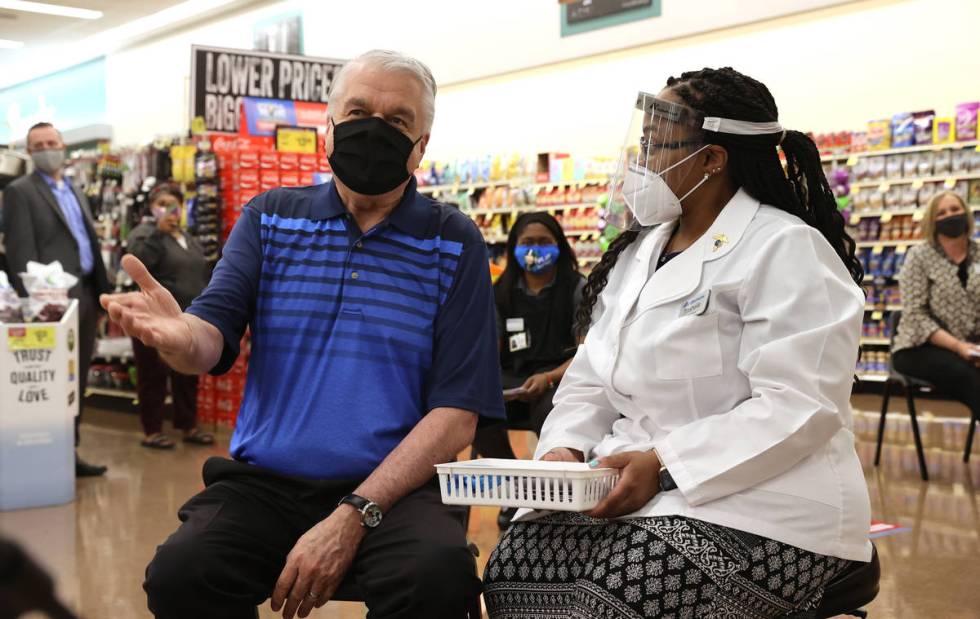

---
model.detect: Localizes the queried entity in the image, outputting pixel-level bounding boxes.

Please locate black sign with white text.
[190,45,345,133]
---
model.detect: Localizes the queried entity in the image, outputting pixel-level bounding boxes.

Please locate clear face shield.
[604,93,707,231]
[602,92,785,231]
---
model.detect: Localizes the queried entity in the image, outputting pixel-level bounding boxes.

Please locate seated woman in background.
[892,190,980,460]
[126,183,213,449]
[473,212,585,527]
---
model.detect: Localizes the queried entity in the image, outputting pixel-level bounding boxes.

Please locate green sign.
[561,0,662,37]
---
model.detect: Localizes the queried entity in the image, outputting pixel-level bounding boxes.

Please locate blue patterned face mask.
[515,244,560,274]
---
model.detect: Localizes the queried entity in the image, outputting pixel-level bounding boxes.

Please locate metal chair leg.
[964,416,977,464]
[905,388,929,481]
[874,380,892,467]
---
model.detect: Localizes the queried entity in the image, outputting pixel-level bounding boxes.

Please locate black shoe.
[75,455,107,477]
[497,507,517,530]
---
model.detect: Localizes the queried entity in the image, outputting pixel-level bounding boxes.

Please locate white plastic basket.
[435,458,619,512]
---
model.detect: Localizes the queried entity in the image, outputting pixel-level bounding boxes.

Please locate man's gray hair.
[328,50,437,132]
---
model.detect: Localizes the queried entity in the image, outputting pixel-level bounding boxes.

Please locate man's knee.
[411,544,481,602]
[144,540,213,614]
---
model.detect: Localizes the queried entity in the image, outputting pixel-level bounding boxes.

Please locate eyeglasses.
[638,137,702,151]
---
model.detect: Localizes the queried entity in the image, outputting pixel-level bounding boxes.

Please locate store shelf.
[850,172,980,191]
[852,208,921,218]
[85,387,137,399]
[578,256,602,264]
[467,206,532,217]
[865,305,903,312]
[481,236,508,244]
[826,140,980,163]
[857,373,888,383]
[855,239,921,249]
[530,178,608,191]
[539,202,600,211]
[418,177,533,194]
[563,229,599,238]
[860,337,891,346]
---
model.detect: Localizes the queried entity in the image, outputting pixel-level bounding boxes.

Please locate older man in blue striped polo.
[101,50,504,619]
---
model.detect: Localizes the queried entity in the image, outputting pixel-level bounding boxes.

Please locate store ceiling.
[0,0,265,55]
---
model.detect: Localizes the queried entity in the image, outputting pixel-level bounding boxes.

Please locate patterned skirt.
[483,513,852,619]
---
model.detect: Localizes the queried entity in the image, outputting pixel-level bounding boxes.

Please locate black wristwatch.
[658,466,677,492]
[338,494,383,528]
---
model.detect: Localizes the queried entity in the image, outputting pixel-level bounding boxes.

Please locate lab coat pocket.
[653,313,723,380]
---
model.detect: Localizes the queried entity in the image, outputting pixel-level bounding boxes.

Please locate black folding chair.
[873,311,931,481]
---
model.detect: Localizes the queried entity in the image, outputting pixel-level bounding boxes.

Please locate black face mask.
[935,213,969,238]
[327,117,422,196]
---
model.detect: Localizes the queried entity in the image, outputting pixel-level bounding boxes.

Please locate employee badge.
[508,332,530,353]
[680,290,710,317]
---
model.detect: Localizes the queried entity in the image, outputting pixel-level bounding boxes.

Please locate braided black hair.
[576,67,863,334]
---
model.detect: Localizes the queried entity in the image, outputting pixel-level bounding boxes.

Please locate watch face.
[363,504,383,528]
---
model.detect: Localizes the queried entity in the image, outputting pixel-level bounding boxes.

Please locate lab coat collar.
[636,188,760,311]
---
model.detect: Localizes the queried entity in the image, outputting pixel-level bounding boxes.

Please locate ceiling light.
[0,37,23,48]
[0,1,102,20]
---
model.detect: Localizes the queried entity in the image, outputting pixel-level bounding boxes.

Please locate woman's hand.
[955,341,980,367]
[519,372,552,401]
[540,447,584,463]
[584,451,661,519]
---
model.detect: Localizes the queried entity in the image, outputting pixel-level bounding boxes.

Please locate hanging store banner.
[190,45,345,133]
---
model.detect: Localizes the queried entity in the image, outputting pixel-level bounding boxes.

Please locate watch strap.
[339,493,371,512]
[659,466,678,492]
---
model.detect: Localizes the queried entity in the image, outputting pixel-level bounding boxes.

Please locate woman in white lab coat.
[484,67,872,619]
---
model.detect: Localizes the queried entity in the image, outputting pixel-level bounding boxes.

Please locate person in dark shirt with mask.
[474,212,585,528]
[126,183,212,449]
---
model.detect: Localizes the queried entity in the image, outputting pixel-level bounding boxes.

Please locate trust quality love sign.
[190,45,346,133]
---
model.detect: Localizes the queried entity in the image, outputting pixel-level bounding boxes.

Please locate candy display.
[954,101,979,141]
[0,272,23,323]
[18,261,78,323]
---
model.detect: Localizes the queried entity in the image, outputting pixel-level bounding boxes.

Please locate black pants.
[132,338,199,435]
[472,369,557,459]
[73,277,99,447]
[143,457,480,618]
[893,345,980,418]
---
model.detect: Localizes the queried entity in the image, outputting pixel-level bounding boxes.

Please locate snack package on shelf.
[852,157,870,181]
[867,119,891,150]
[933,117,954,144]
[884,186,902,209]
[933,150,953,176]
[867,156,886,180]
[912,111,935,145]
[900,185,919,209]
[885,155,903,179]
[18,261,78,323]
[918,151,935,177]
[0,272,23,323]
[918,182,938,209]
[951,149,971,174]
[890,112,914,148]
[902,153,919,178]
[968,179,980,206]
[954,102,979,141]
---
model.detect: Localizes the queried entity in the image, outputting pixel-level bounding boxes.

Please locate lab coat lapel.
[637,188,761,311]
[611,223,674,326]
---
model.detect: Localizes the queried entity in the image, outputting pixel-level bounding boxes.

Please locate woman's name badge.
[973,263,980,274]
[680,290,710,317]
[506,318,525,332]
[509,332,530,352]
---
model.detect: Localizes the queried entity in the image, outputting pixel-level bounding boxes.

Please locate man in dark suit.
[4,122,111,477]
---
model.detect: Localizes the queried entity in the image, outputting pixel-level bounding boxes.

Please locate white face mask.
[621,144,709,227]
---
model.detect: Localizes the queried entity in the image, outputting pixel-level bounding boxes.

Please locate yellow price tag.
[913,210,925,222]
[975,144,980,152]
[275,127,317,154]
[190,116,207,136]
[896,244,908,253]
[911,179,924,189]
[880,212,893,223]
[878,182,890,193]
[871,311,884,321]
[849,213,861,226]
[872,244,884,255]
[944,177,957,189]
[7,326,56,350]
[847,155,859,166]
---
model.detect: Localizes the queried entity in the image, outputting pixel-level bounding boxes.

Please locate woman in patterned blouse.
[892,190,980,460]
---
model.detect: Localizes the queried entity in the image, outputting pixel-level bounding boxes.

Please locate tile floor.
[1,395,978,618]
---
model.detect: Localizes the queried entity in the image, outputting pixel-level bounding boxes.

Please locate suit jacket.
[2,171,111,298]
